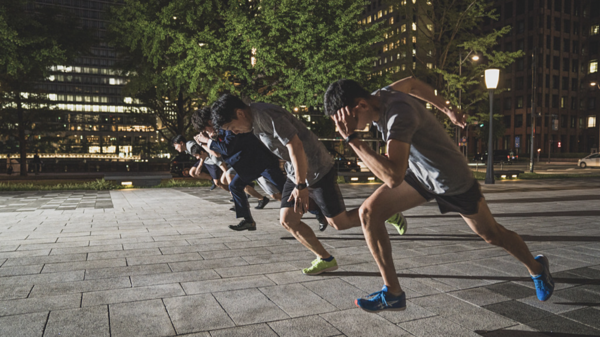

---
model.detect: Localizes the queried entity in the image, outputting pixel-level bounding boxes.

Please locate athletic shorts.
[404,171,482,215]
[256,176,280,196]
[281,167,345,218]
[204,164,223,180]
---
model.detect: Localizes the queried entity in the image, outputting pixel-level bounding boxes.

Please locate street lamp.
[485,68,500,184]
[457,51,479,156]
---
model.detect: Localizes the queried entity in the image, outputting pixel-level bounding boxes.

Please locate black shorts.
[280,167,346,218]
[204,164,223,180]
[404,171,482,215]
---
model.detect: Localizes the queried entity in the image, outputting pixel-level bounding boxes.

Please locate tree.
[108,0,383,141]
[0,0,92,175]
[387,0,524,137]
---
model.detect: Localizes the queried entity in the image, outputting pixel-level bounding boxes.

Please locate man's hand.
[194,132,211,145]
[441,107,467,128]
[332,106,358,138]
[287,187,309,214]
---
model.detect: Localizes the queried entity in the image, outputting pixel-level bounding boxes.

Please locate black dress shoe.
[255,197,270,209]
[210,183,217,191]
[229,219,256,231]
[317,213,328,232]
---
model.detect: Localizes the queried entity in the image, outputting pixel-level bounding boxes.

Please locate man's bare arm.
[348,138,410,189]
[387,77,466,127]
[285,135,310,213]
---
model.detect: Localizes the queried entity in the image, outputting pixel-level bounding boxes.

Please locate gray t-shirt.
[373,88,473,195]
[250,103,333,185]
[185,141,223,166]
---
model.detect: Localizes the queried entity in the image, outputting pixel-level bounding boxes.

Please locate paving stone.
[163,294,235,334]
[484,282,536,300]
[182,275,276,295]
[526,314,600,335]
[42,258,126,273]
[109,299,175,337]
[517,294,585,314]
[483,300,553,324]
[169,257,248,272]
[0,284,33,300]
[209,323,278,337]
[130,269,220,287]
[200,247,273,260]
[0,270,84,286]
[321,308,410,336]
[29,277,131,298]
[268,315,341,337]
[560,307,600,329]
[0,293,81,316]
[84,263,172,280]
[0,264,43,277]
[398,315,482,337]
[82,283,185,306]
[2,253,87,267]
[0,312,47,337]
[450,287,512,307]
[214,262,297,278]
[260,283,337,317]
[86,248,161,260]
[301,278,366,310]
[213,288,289,325]
[44,305,109,337]
[126,252,203,266]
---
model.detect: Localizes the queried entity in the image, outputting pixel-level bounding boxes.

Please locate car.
[578,153,600,168]
[329,149,360,172]
[170,152,196,177]
[474,150,517,164]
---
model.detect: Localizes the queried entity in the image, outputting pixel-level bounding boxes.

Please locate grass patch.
[0,179,121,191]
[472,170,600,180]
[155,179,213,188]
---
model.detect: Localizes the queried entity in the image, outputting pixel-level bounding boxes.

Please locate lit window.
[413,62,416,70]
[402,38,406,45]
[389,42,394,49]
[427,63,433,69]
[591,25,599,35]
[390,17,394,25]
[378,10,382,19]
[401,0,406,5]
[402,64,406,71]
[590,60,598,73]
[412,36,417,43]
[588,116,597,128]
[412,49,416,56]
[383,45,388,52]
[412,23,417,31]
[389,5,393,13]
[367,16,371,24]
[427,24,433,31]
[401,24,406,32]
[384,57,388,64]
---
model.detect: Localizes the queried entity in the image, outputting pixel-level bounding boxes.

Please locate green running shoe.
[302,257,338,275]
[386,213,407,235]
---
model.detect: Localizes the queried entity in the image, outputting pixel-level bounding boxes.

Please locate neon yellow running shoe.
[386,213,407,235]
[302,257,338,275]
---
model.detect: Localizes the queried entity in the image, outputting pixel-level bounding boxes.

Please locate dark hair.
[171,134,186,144]
[190,143,205,156]
[323,79,371,116]
[211,93,248,130]
[191,107,212,132]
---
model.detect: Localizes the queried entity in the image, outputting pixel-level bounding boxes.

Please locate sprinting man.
[211,94,402,274]
[188,143,215,181]
[323,77,554,312]
[172,135,228,191]
[191,107,292,231]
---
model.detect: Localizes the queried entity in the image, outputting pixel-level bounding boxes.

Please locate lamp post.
[485,69,500,184]
[457,51,479,156]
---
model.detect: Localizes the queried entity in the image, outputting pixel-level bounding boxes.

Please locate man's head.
[171,135,187,153]
[211,94,252,134]
[324,79,377,129]
[191,107,217,137]
[190,143,207,160]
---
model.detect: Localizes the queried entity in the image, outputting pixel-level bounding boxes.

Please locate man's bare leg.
[245,185,265,200]
[327,209,361,230]
[359,181,427,295]
[280,207,331,259]
[461,198,543,276]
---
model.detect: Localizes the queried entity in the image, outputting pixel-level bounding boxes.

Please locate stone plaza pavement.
[1,179,600,337]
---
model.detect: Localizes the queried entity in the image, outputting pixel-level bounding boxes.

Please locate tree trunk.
[176,90,185,135]
[16,92,28,177]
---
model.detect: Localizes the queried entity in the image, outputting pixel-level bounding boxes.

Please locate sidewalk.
[1,180,599,336]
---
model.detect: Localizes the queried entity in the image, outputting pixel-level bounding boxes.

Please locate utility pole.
[529,48,536,172]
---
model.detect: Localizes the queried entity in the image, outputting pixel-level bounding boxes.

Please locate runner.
[212,94,376,274]
[188,143,215,182]
[172,135,228,191]
[323,77,554,312]
[191,107,293,231]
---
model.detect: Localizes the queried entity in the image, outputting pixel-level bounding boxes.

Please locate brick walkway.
[1,179,599,336]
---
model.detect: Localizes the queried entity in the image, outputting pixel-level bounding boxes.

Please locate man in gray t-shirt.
[212,94,364,275]
[323,77,554,312]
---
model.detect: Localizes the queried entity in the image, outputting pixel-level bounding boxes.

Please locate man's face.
[348,99,373,130]
[173,142,185,153]
[220,109,253,134]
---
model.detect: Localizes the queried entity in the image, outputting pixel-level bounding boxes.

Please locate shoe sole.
[229,226,257,231]
[356,305,407,313]
[302,265,338,275]
[534,254,554,301]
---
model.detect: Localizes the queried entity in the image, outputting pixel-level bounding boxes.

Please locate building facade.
[476,0,598,156]
[35,0,157,158]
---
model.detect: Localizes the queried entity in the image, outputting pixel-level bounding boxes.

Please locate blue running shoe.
[355,285,406,313]
[531,255,554,301]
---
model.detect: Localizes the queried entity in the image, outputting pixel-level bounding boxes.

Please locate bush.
[156,179,213,188]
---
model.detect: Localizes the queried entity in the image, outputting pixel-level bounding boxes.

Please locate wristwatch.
[296,183,307,190]
[345,133,359,143]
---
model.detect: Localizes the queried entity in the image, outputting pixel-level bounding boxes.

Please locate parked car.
[474,150,517,164]
[329,150,360,172]
[578,153,600,168]
[170,152,196,177]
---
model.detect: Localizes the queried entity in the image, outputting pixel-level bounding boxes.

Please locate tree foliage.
[108,0,383,139]
[0,0,92,175]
